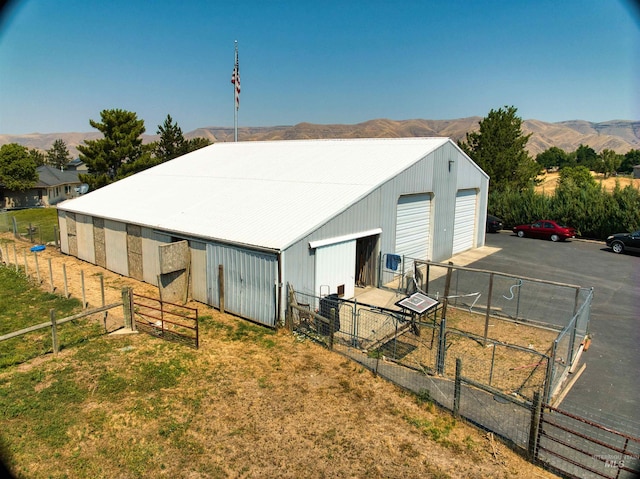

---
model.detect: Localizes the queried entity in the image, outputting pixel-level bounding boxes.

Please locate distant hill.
[1,118,638,159]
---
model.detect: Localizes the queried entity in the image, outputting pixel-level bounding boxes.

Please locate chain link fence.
[285,276,631,478]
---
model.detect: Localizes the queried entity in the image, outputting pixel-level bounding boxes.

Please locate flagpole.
[233,40,238,142]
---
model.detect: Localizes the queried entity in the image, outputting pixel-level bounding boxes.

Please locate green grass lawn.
[0,208,59,243]
[0,266,101,367]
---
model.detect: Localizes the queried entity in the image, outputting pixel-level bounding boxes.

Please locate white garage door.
[395,193,431,271]
[452,189,477,254]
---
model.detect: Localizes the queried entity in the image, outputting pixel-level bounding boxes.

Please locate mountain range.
[1,118,638,159]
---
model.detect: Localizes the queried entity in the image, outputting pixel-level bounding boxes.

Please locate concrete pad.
[353,286,404,310]
[444,245,502,267]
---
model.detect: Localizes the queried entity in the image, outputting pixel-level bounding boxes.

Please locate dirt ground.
[535,171,640,195]
[0,233,561,478]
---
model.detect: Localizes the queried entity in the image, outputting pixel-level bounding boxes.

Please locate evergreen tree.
[28,148,46,167]
[458,106,541,192]
[46,139,72,170]
[155,114,188,162]
[0,143,38,191]
[186,136,211,153]
[77,109,149,190]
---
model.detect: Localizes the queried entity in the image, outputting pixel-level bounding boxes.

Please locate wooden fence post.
[122,287,132,330]
[50,309,59,354]
[62,263,69,298]
[453,358,462,416]
[81,270,87,308]
[13,244,18,272]
[218,265,225,314]
[48,258,54,293]
[99,274,105,307]
[484,273,494,345]
[23,250,28,275]
[34,252,41,283]
[528,391,543,461]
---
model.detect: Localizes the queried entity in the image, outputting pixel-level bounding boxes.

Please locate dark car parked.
[512,220,577,242]
[606,231,640,254]
[486,214,504,233]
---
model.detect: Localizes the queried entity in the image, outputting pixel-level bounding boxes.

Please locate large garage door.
[452,189,477,254]
[395,193,431,271]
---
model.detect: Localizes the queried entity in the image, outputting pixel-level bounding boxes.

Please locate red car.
[513,220,577,242]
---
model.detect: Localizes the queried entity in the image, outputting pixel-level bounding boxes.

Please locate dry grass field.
[0,234,560,478]
[535,171,640,195]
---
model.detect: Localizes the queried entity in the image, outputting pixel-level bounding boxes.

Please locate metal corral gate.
[533,401,640,479]
[132,293,199,348]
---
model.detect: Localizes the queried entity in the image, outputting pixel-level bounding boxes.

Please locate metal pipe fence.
[286,283,635,479]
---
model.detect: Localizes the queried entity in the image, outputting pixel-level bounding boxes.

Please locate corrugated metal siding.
[314,240,356,299]
[75,214,95,264]
[395,194,431,270]
[207,243,278,327]
[430,145,458,261]
[141,228,171,285]
[452,189,477,254]
[57,211,68,254]
[189,240,207,304]
[104,219,129,276]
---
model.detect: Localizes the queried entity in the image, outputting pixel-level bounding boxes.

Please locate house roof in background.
[58,137,467,250]
[36,165,81,188]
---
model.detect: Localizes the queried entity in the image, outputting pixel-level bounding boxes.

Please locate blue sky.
[0,0,638,135]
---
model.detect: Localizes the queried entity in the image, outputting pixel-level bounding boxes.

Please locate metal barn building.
[56,138,489,327]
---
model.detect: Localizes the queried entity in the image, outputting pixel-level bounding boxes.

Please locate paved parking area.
[460,231,640,436]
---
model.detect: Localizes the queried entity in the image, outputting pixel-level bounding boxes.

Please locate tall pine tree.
[458,106,541,192]
[77,109,148,190]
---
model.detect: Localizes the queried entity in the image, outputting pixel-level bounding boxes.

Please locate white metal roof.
[58,137,452,250]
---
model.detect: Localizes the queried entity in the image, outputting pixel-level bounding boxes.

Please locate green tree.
[536,146,569,170]
[458,105,541,192]
[595,149,622,178]
[573,144,598,169]
[558,166,597,190]
[186,136,211,153]
[620,149,640,174]
[77,109,149,190]
[153,115,211,161]
[46,139,72,170]
[29,148,46,167]
[155,114,188,162]
[0,143,38,191]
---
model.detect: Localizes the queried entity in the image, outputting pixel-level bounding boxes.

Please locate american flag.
[231,56,240,109]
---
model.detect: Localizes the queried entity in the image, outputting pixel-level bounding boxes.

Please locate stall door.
[315,240,356,299]
[207,244,278,327]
